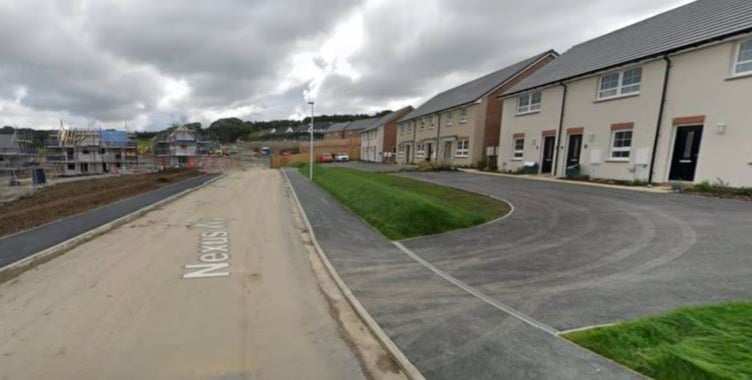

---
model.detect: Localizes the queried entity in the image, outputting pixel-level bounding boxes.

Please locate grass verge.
[563,303,752,380]
[296,163,510,240]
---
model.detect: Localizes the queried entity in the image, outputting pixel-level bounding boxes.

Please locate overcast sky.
[0,0,693,131]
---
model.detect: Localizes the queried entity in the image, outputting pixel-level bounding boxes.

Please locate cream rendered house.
[396,50,557,166]
[499,0,752,186]
[360,107,413,163]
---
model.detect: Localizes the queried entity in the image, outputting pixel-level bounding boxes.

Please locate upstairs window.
[420,119,426,130]
[460,108,468,123]
[610,130,633,160]
[734,39,752,75]
[446,111,453,125]
[517,92,541,114]
[598,67,642,99]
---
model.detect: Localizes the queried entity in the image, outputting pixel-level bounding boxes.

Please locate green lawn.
[296,164,510,240]
[136,138,152,152]
[563,303,752,380]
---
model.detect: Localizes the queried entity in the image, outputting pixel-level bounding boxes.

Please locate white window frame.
[446,110,453,125]
[416,144,425,157]
[455,140,469,158]
[428,116,435,129]
[512,138,525,160]
[609,129,633,161]
[597,67,642,100]
[460,108,468,123]
[516,92,541,115]
[420,119,426,130]
[733,38,752,75]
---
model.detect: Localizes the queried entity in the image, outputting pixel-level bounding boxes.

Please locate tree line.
[1,110,391,146]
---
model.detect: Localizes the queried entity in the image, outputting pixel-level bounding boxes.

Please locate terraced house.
[396,50,558,166]
[360,106,413,163]
[499,0,752,186]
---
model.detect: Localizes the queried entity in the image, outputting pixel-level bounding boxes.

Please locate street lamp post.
[308,101,315,181]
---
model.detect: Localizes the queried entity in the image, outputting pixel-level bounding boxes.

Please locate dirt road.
[0,167,366,380]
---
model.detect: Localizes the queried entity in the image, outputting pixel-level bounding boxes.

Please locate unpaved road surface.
[0,167,365,380]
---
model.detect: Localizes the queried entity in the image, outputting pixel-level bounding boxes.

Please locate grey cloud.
[318,0,692,111]
[0,0,693,129]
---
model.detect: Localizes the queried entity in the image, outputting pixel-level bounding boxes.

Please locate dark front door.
[669,125,703,181]
[405,145,411,163]
[566,134,583,167]
[541,136,556,174]
[426,143,433,162]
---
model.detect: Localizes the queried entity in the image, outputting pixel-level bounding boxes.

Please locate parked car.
[334,152,349,162]
[280,150,291,156]
[318,153,334,163]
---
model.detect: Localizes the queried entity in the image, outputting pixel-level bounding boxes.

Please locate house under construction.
[0,130,41,181]
[46,129,138,176]
[152,126,210,168]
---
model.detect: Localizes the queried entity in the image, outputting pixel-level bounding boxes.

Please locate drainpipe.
[435,112,442,162]
[411,120,417,164]
[648,56,672,185]
[552,83,568,176]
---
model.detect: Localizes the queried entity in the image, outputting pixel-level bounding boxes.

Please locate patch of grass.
[686,180,752,199]
[297,164,510,240]
[563,303,752,380]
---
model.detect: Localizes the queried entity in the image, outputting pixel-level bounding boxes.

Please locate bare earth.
[0,167,366,380]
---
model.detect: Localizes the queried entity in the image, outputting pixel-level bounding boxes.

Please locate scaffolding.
[46,127,139,177]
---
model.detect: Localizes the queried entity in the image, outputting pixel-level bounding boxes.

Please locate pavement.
[0,173,221,270]
[284,168,638,380]
[0,168,366,380]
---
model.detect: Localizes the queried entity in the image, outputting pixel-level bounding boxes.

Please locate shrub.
[416,161,456,172]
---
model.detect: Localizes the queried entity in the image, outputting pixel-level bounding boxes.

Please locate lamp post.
[308,101,315,181]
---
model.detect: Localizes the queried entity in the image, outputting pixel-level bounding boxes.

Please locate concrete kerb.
[459,168,673,194]
[281,169,426,380]
[0,174,225,283]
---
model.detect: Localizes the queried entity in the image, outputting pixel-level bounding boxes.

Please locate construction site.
[0,126,233,206]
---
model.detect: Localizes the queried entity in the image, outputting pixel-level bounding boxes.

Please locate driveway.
[400,171,752,331]
[285,168,637,379]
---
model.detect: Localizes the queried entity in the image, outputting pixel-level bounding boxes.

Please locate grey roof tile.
[400,50,557,122]
[326,122,352,133]
[506,0,752,95]
[362,106,415,132]
[344,118,379,132]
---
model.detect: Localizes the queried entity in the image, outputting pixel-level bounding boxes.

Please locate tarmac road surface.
[0,167,365,380]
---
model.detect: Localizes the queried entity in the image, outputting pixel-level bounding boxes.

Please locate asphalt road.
[285,168,637,380]
[0,168,365,380]
[0,173,221,270]
[400,171,752,331]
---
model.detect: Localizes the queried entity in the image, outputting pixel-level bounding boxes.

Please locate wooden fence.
[270,137,361,168]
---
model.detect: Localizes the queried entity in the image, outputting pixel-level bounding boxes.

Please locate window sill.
[725,71,752,81]
[459,120,468,124]
[606,159,631,163]
[594,93,640,103]
[511,158,523,161]
[515,110,541,117]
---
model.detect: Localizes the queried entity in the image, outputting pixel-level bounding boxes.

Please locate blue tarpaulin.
[100,131,132,147]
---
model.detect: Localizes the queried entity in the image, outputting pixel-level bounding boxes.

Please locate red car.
[317,153,334,163]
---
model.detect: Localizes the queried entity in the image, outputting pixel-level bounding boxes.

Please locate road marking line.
[392,241,558,336]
